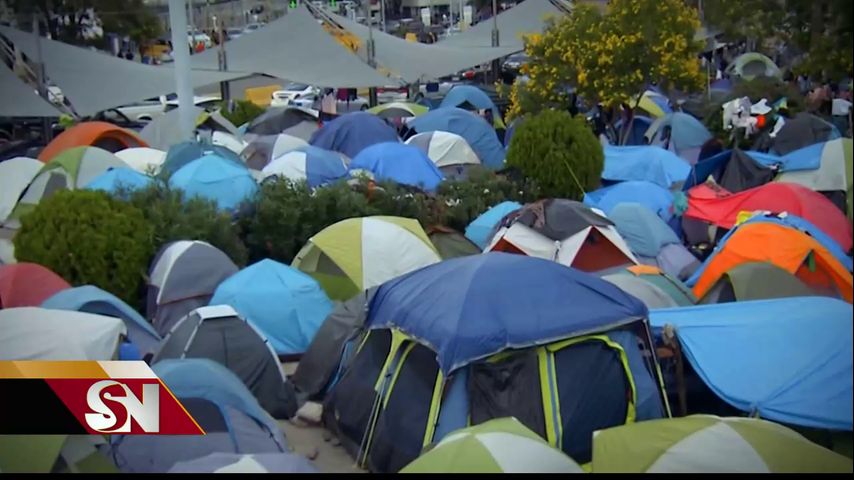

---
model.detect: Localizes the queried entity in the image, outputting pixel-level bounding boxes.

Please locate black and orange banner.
[0,361,203,435]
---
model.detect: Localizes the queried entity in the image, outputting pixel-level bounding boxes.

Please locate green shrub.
[14,190,153,309]
[505,110,603,200]
[121,180,248,267]
[218,99,265,127]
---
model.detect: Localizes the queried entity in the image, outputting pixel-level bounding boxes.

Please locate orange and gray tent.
[146,241,238,336]
[688,222,853,303]
[697,262,822,304]
[487,199,637,273]
[38,121,147,162]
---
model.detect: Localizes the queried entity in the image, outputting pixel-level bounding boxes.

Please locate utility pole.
[169,0,196,142]
[32,15,52,142]
[187,0,196,54]
[366,0,377,107]
[380,0,386,32]
[214,15,230,104]
[491,0,499,84]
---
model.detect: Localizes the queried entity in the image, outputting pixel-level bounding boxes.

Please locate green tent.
[291,216,441,300]
[698,261,820,304]
[0,435,117,473]
[427,226,482,259]
[591,415,853,473]
[367,102,429,119]
[401,417,583,473]
[725,52,782,81]
[9,146,125,223]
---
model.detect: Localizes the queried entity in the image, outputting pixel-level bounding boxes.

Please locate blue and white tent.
[169,154,259,211]
[645,112,712,164]
[42,285,161,357]
[210,259,334,355]
[161,141,243,175]
[439,85,502,127]
[602,145,691,189]
[261,145,348,188]
[241,133,308,170]
[407,108,505,169]
[405,131,481,178]
[583,181,674,221]
[349,142,444,192]
[84,167,153,194]
[650,297,853,431]
[464,201,521,249]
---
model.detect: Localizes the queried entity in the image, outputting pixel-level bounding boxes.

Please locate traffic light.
[289,0,297,8]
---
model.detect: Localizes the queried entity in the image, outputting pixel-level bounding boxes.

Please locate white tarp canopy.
[329,13,518,82]
[438,0,569,49]
[192,6,398,88]
[0,307,126,360]
[0,26,246,116]
[0,63,61,117]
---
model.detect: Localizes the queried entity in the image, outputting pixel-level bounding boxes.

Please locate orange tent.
[38,121,147,162]
[692,222,853,303]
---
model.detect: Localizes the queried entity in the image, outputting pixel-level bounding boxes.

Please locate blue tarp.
[682,149,783,191]
[42,285,161,356]
[168,154,259,211]
[649,297,853,430]
[602,145,691,188]
[84,167,153,194]
[687,214,854,286]
[614,116,653,146]
[309,112,399,159]
[439,85,501,123]
[366,252,647,373]
[348,142,444,192]
[608,203,681,257]
[408,108,506,169]
[778,141,829,172]
[583,181,674,221]
[162,141,243,175]
[464,201,522,249]
[210,259,333,355]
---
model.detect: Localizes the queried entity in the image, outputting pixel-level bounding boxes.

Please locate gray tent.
[438,0,570,49]
[0,63,61,117]
[636,244,700,281]
[241,133,307,170]
[291,289,374,399]
[140,107,242,151]
[153,305,298,419]
[601,273,680,309]
[146,240,238,336]
[191,6,397,88]
[0,26,244,116]
[754,113,838,156]
[113,358,288,473]
[246,106,320,138]
[329,12,518,83]
[169,453,318,473]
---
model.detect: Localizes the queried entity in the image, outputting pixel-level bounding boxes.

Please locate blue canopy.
[84,167,154,194]
[608,203,681,257]
[602,145,691,188]
[583,181,674,221]
[682,149,783,191]
[687,213,854,286]
[168,154,259,211]
[42,285,161,356]
[408,108,506,169]
[153,359,283,439]
[209,259,333,355]
[309,112,399,159]
[162,141,243,175]
[366,252,648,373]
[439,85,500,123]
[614,115,653,146]
[649,297,853,431]
[465,201,521,249]
[348,142,444,192]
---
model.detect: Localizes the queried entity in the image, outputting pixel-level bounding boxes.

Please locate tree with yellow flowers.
[505,0,705,124]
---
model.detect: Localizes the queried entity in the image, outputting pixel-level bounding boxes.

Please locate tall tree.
[505,0,705,121]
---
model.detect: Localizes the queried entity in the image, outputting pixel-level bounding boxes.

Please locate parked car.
[377,85,409,104]
[115,97,168,122]
[270,83,320,107]
[242,23,265,35]
[290,89,370,113]
[163,95,222,112]
[226,27,244,41]
[501,52,529,75]
[188,29,212,48]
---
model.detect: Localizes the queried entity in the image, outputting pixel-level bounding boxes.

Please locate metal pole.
[380,0,386,32]
[169,0,196,142]
[215,15,230,103]
[366,0,377,107]
[491,0,500,84]
[187,0,195,54]
[32,15,52,142]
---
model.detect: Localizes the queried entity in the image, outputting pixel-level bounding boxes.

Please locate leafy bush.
[505,110,603,199]
[218,99,265,127]
[437,167,541,231]
[121,180,248,267]
[14,190,153,309]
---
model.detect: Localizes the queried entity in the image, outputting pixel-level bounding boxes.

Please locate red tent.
[685,182,853,251]
[0,263,71,308]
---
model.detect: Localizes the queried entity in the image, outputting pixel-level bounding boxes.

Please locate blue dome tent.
[161,141,243,175]
[348,142,444,192]
[439,85,504,128]
[407,108,506,169]
[602,145,691,189]
[169,154,259,211]
[583,181,674,221]
[309,112,399,159]
[84,167,153,194]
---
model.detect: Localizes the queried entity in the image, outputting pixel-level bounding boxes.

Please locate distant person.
[124,50,134,61]
[320,88,337,122]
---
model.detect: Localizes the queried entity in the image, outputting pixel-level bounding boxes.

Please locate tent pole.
[32,15,52,142]
[490,0,500,84]
[169,0,196,142]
